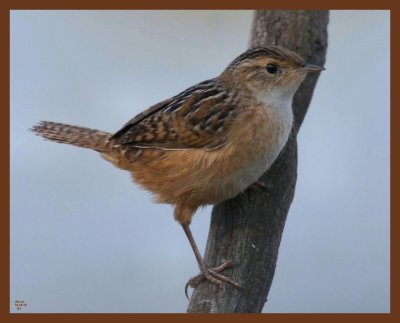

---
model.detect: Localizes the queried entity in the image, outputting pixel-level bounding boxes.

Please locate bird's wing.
[111,78,237,150]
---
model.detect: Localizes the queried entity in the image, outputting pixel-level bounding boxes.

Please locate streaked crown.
[226,46,305,71]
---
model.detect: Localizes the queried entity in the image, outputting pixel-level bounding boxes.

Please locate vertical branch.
[187,10,328,313]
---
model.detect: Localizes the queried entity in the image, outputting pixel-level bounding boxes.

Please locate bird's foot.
[249,180,269,192]
[185,260,242,299]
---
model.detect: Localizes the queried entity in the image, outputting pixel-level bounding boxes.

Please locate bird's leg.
[181,224,241,298]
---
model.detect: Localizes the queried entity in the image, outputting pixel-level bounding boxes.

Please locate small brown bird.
[32,46,324,295]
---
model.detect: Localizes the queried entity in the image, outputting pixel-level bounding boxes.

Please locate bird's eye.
[266,63,278,74]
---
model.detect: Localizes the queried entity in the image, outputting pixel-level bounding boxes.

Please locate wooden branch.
[187,10,329,313]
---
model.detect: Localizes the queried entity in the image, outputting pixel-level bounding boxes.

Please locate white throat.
[257,86,295,110]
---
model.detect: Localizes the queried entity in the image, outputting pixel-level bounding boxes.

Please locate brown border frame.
[2,0,398,321]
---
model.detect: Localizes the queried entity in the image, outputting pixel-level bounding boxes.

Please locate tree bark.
[187,10,329,313]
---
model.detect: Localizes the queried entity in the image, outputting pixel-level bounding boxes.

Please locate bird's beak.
[298,63,325,73]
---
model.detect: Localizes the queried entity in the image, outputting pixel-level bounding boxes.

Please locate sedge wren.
[32,45,324,295]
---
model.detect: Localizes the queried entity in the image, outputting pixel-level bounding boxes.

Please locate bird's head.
[220,46,324,104]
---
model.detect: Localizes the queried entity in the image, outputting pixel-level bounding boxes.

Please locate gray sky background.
[10,10,390,313]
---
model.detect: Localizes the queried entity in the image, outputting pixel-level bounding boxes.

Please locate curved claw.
[184,260,241,300]
[184,271,205,299]
[185,282,190,300]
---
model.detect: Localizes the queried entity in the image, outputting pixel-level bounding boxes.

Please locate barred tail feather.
[31,121,112,152]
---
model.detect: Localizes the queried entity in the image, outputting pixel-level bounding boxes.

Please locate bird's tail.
[31,121,112,152]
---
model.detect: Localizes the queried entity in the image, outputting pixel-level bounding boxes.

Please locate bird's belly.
[215,138,285,201]
[230,148,278,191]
[129,102,293,207]
[212,104,293,202]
